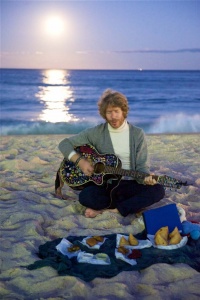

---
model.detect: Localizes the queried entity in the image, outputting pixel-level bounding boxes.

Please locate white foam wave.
[1,113,200,135]
[148,113,200,134]
[0,121,93,136]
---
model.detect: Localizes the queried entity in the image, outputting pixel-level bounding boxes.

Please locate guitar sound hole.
[94,162,105,174]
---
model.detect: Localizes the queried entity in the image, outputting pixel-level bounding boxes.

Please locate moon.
[44,16,65,37]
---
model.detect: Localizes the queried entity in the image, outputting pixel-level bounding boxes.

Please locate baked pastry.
[86,237,98,247]
[155,226,169,241]
[117,246,129,255]
[68,245,80,252]
[119,236,130,246]
[128,233,139,246]
[154,226,182,246]
[154,233,168,246]
[93,236,104,242]
[154,226,169,245]
[169,226,179,238]
[169,227,182,245]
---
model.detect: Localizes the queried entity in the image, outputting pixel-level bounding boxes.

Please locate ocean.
[0,69,200,135]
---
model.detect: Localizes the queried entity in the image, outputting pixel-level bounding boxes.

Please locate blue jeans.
[79,180,165,217]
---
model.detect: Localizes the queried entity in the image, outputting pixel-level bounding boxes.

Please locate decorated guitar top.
[60,144,187,191]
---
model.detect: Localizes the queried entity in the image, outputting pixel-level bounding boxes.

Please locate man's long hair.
[98,89,129,119]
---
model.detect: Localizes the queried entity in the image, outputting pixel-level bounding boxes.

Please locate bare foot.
[84,208,119,218]
[85,208,103,218]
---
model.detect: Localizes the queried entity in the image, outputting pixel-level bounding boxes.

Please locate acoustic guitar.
[60,144,187,191]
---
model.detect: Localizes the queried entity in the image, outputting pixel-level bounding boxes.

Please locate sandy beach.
[0,134,200,299]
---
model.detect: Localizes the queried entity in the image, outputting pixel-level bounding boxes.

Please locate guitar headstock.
[156,175,188,189]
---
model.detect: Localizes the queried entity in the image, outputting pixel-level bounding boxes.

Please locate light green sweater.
[58,122,150,173]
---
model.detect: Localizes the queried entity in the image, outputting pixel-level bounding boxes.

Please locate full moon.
[44,16,65,37]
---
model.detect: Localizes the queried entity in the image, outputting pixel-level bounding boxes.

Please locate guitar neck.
[104,165,151,181]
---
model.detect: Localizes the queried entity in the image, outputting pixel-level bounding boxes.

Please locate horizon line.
[1,67,200,71]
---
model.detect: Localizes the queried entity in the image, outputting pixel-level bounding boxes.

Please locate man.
[56,89,165,218]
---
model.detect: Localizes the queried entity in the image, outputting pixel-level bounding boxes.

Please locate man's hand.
[78,158,94,176]
[144,174,157,185]
[71,153,94,176]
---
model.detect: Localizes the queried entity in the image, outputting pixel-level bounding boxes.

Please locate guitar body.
[59,144,187,191]
[60,144,122,190]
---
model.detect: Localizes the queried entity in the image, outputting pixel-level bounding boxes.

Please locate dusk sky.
[1,0,200,70]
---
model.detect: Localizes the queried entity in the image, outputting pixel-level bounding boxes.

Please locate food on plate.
[169,227,182,245]
[154,226,169,245]
[119,236,130,246]
[85,235,105,247]
[86,237,98,247]
[154,233,168,246]
[67,245,80,252]
[93,236,104,242]
[155,226,169,241]
[95,253,109,261]
[117,246,129,255]
[154,226,182,246]
[128,249,142,259]
[169,226,179,238]
[128,233,139,246]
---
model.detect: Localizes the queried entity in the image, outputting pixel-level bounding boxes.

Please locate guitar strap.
[55,168,65,199]
[55,169,61,192]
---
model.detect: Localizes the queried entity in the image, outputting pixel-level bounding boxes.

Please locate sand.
[0,134,200,299]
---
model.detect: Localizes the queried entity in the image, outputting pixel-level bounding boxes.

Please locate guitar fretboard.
[104,165,148,180]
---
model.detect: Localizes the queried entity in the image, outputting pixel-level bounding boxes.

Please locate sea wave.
[1,113,200,135]
[0,121,94,136]
[148,113,200,134]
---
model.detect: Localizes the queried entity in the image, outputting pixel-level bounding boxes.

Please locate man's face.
[105,105,125,129]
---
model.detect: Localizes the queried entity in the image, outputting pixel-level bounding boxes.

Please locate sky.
[1,0,200,70]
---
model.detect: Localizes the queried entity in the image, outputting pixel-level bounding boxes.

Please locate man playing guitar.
[56,89,165,218]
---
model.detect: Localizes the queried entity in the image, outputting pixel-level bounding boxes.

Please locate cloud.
[35,51,43,55]
[113,48,200,54]
[76,50,113,55]
[75,48,200,56]
[76,51,89,55]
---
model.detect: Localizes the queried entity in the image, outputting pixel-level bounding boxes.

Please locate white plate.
[81,236,106,249]
[116,234,152,249]
[56,238,81,258]
[115,248,137,266]
[77,252,111,265]
[147,234,188,250]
